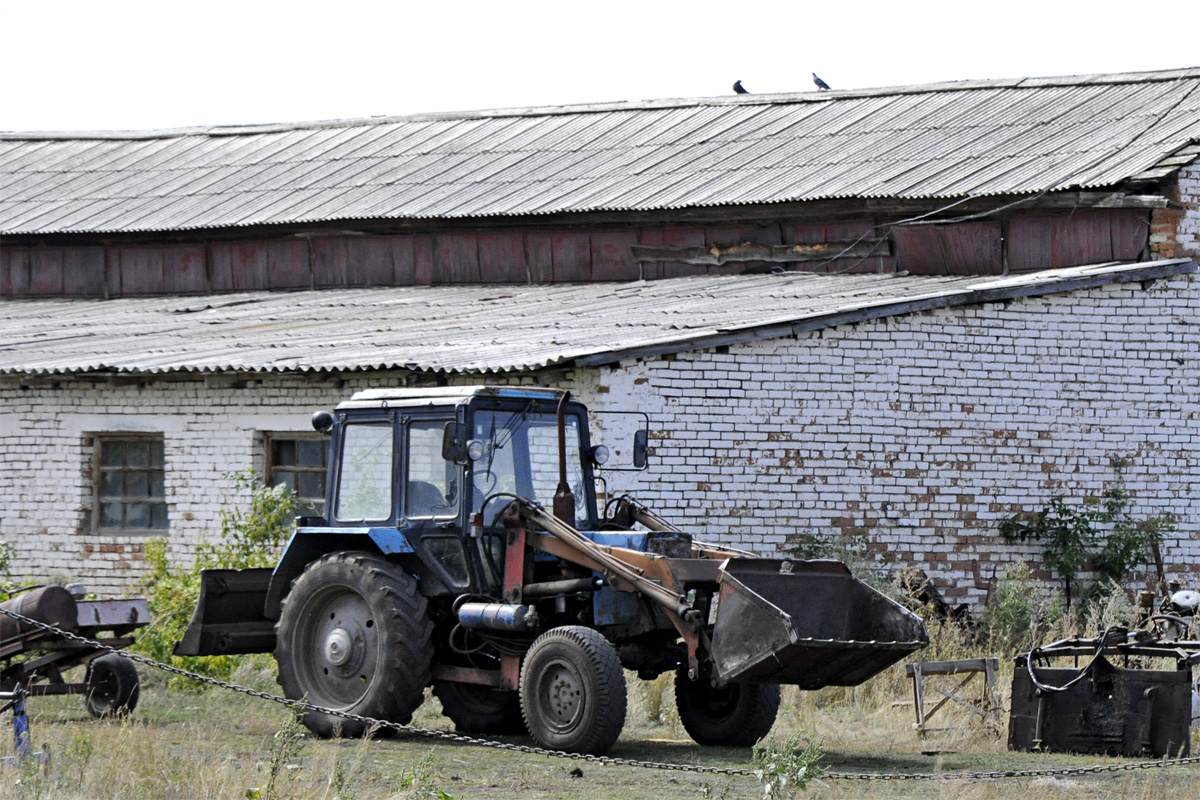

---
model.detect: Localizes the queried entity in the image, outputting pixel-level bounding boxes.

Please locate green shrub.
[133,470,297,686]
[788,529,897,598]
[752,731,824,799]
[977,561,1062,656]
[999,456,1174,607]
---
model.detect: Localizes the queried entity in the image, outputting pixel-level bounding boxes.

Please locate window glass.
[96,436,168,530]
[472,409,590,524]
[406,420,457,518]
[335,423,393,522]
[268,434,327,516]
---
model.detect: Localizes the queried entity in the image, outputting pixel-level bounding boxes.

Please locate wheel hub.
[323,627,354,667]
[543,664,583,728]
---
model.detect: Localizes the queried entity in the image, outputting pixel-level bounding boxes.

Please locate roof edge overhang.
[0,190,1173,244]
[4,259,1195,383]
[574,259,1200,368]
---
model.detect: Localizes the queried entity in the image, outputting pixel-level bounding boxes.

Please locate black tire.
[674,668,780,746]
[434,681,526,735]
[84,653,140,718]
[519,626,626,755]
[275,551,433,738]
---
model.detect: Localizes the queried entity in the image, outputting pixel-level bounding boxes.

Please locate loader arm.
[510,501,696,622]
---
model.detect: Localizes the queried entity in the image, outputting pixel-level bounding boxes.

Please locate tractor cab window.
[405,420,458,519]
[471,408,592,526]
[335,422,393,522]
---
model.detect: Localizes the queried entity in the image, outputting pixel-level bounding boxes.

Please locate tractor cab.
[296,386,605,597]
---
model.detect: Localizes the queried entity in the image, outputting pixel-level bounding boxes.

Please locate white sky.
[2,0,1193,133]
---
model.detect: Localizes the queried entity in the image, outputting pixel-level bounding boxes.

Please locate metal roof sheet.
[1,260,1193,377]
[2,69,1199,235]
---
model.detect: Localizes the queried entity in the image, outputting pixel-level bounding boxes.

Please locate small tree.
[134,470,297,684]
[999,457,1174,608]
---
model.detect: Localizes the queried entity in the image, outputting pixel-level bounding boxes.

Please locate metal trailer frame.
[0,592,148,707]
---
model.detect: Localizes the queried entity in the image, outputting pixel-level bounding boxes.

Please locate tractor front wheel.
[275,551,432,738]
[519,626,626,755]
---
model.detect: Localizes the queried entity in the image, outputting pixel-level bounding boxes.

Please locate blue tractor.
[177,386,926,754]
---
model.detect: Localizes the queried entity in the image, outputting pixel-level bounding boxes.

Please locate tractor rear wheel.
[674,668,780,746]
[434,681,526,735]
[275,551,432,738]
[519,626,626,755]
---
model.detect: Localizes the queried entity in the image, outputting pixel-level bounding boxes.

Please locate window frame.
[93,433,169,534]
[265,432,328,516]
[332,416,397,525]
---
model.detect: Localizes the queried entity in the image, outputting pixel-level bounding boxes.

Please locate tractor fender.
[264,526,416,618]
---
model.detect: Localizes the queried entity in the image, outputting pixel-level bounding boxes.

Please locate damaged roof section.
[1,259,1193,377]
[1,69,1199,235]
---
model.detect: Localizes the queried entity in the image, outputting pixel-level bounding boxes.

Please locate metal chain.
[4,605,1200,782]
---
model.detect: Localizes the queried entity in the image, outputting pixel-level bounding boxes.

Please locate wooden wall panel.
[0,248,104,296]
[60,248,106,296]
[589,230,639,280]
[4,207,1157,296]
[412,235,434,285]
[525,233,555,283]
[265,240,311,289]
[551,233,591,281]
[29,250,63,295]
[893,221,1002,275]
[113,245,207,295]
[311,237,350,286]
[1111,210,1150,261]
[1006,216,1054,273]
[1009,210,1149,273]
[635,229,665,280]
[477,232,527,283]
[385,237,417,285]
[344,238,391,286]
[0,248,30,296]
[1051,210,1112,268]
[435,233,479,283]
[657,227,708,279]
[211,242,267,291]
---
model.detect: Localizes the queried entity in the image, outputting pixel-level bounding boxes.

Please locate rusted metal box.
[1009,637,1196,758]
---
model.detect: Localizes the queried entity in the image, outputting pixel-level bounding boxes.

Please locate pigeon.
[733,80,750,94]
[812,73,831,91]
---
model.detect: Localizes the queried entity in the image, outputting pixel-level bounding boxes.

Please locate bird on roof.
[812,73,831,90]
[733,80,750,94]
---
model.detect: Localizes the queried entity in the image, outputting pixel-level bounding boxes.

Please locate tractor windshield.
[470,408,594,527]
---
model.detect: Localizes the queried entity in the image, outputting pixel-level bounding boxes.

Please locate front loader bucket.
[710,559,927,687]
[174,568,277,656]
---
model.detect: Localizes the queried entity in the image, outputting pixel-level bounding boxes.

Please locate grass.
[0,643,1196,799]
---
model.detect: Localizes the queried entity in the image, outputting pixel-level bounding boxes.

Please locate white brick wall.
[2,275,1198,607]
[1178,161,1200,257]
[592,274,1200,606]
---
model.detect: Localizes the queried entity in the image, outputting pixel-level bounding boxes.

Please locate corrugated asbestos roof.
[2,69,1199,235]
[1,260,1193,377]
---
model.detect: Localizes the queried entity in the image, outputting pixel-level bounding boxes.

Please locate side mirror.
[632,429,649,470]
[442,421,468,465]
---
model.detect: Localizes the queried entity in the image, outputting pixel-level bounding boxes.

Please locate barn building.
[2,68,1199,602]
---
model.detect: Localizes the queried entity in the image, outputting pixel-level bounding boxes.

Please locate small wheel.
[434,681,526,735]
[84,653,140,718]
[520,626,626,755]
[674,668,779,746]
[275,551,433,738]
